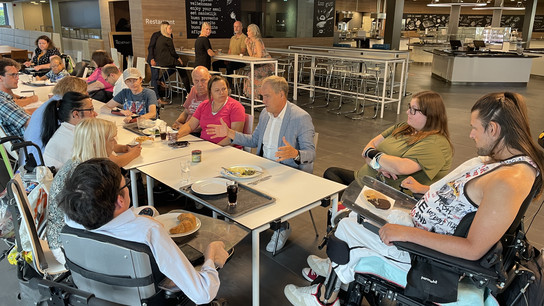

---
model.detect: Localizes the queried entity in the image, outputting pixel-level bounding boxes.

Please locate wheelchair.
[317,175,542,306]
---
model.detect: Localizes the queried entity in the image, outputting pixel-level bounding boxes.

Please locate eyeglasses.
[75,107,95,113]
[3,73,19,78]
[407,104,422,115]
[119,177,131,192]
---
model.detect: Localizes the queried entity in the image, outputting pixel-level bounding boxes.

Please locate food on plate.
[135,136,154,144]
[363,189,391,210]
[169,213,197,234]
[226,166,258,177]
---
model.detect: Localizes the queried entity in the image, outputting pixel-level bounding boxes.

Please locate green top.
[355,122,453,190]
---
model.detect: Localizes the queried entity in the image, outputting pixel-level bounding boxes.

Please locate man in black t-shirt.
[195,22,216,69]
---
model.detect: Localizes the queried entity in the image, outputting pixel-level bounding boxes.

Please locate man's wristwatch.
[293,151,301,164]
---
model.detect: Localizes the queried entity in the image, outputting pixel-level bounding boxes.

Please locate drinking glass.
[180,159,191,185]
[226,181,238,207]
[159,123,167,141]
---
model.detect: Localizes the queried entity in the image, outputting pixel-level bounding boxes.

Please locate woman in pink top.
[176,75,245,146]
[87,50,115,102]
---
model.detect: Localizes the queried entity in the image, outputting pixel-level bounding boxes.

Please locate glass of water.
[180,159,191,185]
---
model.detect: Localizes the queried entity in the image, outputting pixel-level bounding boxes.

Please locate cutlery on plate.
[248,175,272,185]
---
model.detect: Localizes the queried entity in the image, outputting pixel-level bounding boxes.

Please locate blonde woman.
[154,22,190,94]
[243,24,274,97]
[46,118,141,263]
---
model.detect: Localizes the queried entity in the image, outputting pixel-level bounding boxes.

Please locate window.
[0,3,8,26]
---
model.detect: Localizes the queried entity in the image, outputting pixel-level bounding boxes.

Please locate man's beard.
[476,141,497,156]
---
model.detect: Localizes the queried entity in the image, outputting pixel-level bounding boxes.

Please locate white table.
[177,50,278,117]
[14,77,55,104]
[137,146,346,305]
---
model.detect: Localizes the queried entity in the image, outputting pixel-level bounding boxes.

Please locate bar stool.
[224,74,248,100]
[345,66,378,120]
[152,66,184,103]
[299,65,328,108]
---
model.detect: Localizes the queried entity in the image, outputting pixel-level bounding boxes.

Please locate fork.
[248,175,272,185]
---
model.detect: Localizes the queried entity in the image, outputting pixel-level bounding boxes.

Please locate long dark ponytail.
[40,92,89,146]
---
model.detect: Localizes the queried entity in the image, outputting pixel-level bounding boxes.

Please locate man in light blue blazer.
[207,75,316,252]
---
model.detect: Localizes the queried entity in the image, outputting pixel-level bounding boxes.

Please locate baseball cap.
[123,68,142,81]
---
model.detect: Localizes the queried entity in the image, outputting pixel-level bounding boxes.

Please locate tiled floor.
[1,64,544,305]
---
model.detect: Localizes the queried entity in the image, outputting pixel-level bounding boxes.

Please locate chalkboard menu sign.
[501,15,524,30]
[403,14,449,30]
[313,0,335,37]
[185,0,241,39]
[534,16,544,32]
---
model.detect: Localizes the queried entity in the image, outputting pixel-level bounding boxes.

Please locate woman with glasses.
[46,118,142,264]
[86,50,115,102]
[176,75,245,146]
[324,91,453,194]
[41,91,99,169]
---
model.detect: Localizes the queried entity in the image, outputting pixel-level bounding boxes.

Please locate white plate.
[155,213,201,238]
[30,80,46,85]
[221,165,263,179]
[191,177,230,195]
[143,127,158,136]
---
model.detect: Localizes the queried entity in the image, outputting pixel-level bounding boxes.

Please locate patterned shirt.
[411,155,537,235]
[45,69,70,83]
[0,91,30,138]
[31,47,61,66]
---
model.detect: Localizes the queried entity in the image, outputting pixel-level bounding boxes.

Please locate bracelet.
[364,148,381,159]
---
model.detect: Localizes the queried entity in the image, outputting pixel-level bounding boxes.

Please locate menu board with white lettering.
[185,0,241,39]
[313,0,335,37]
[534,16,544,32]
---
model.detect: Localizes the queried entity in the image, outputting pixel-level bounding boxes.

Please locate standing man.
[58,158,229,305]
[101,64,127,97]
[147,21,171,98]
[212,20,247,77]
[207,76,316,253]
[172,66,211,129]
[195,22,216,69]
[0,58,31,137]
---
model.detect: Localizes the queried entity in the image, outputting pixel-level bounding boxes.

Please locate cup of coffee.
[226,180,238,207]
[159,123,167,141]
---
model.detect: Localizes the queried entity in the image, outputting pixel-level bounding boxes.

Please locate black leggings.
[323,167,355,202]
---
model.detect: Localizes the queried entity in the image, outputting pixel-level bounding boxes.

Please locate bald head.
[234,21,243,35]
[192,66,211,96]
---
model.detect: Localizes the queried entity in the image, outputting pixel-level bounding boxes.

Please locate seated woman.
[106,68,157,123]
[153,22,190,97]
[323,91,453,200]
[35,55,69,82]
[46,117,142,264]
[86,50,115,102]
[284,92,543,306]
[176,75,245,146]
[42,92,98,169]
[23,35,61,73]
[24,76,87,156]
[243,24,274,98]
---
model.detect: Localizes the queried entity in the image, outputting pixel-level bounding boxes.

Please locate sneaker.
[284,283,339,306]
[266,224,292,252]
[307,255,330,277]
[302,267,318,282]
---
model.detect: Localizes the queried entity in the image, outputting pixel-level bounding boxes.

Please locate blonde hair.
[52,76,87,96]
[72,118,117,162]
[160,23,171,37]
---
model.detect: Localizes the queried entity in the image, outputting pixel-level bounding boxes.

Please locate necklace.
[212,97,227,113]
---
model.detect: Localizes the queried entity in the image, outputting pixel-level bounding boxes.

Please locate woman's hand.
[379,223,412,246]
[24,61,32,68]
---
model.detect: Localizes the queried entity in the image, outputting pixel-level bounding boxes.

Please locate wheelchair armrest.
[393,241,498,280]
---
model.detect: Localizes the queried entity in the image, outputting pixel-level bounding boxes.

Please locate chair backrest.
[313,132,319,149]
[60,226,166,305]
[110,48,121,70]
[11,49,29,62]
[82,66,91,78]
[0,126,18,161]
[71,61,89,77]
[7,174,66,277]
[136,56,147,81]
[243,114,254,152]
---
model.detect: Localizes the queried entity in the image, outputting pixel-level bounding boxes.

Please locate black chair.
[71,61,89,78]
[59,226,190,305]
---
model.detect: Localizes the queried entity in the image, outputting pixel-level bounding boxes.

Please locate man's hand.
[206,118,229,139]
[275,137,298,162]
[87,81,105,92]
[150,59,157,66]
[204,241,229,269]
[172,121,182,130]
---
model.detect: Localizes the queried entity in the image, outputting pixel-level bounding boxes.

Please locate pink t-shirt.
[193,96,245,144]
[87,67,113,92]
[182,87,208,122]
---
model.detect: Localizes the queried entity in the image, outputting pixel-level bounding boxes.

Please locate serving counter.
[430,49,536,85]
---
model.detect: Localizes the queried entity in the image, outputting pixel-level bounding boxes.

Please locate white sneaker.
[302,267,319,282]
[307,255,330,277]
[284,283,339,306]
[266,223,292,252]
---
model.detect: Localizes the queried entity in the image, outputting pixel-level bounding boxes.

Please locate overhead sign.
[185,0,241,38]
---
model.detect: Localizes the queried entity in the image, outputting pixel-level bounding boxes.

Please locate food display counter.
[524,49,544,77]
[430,49,537,85]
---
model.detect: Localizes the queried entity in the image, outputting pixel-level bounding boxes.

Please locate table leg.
[293,54,299,101]
[251,63,255,117]
[130,169,139,207]
[252,223,269,306]
[331,192,339,215]
[146,175,154,206]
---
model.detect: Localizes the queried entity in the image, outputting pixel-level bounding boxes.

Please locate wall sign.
[313,0,335,37]
[403,14,524,31]
[534,16,544,32]
[185,0,241,39]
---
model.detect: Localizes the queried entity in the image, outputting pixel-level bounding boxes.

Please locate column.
[522,0,537,48]
[384,0,404,50]
[448,5,461,40]
[491,0,503,27]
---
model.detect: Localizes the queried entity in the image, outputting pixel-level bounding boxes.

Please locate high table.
[176,50,278,116]
[137,146,346,305]
[0,45,30,56]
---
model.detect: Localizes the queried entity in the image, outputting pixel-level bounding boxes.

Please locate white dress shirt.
[262,104,287,161]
